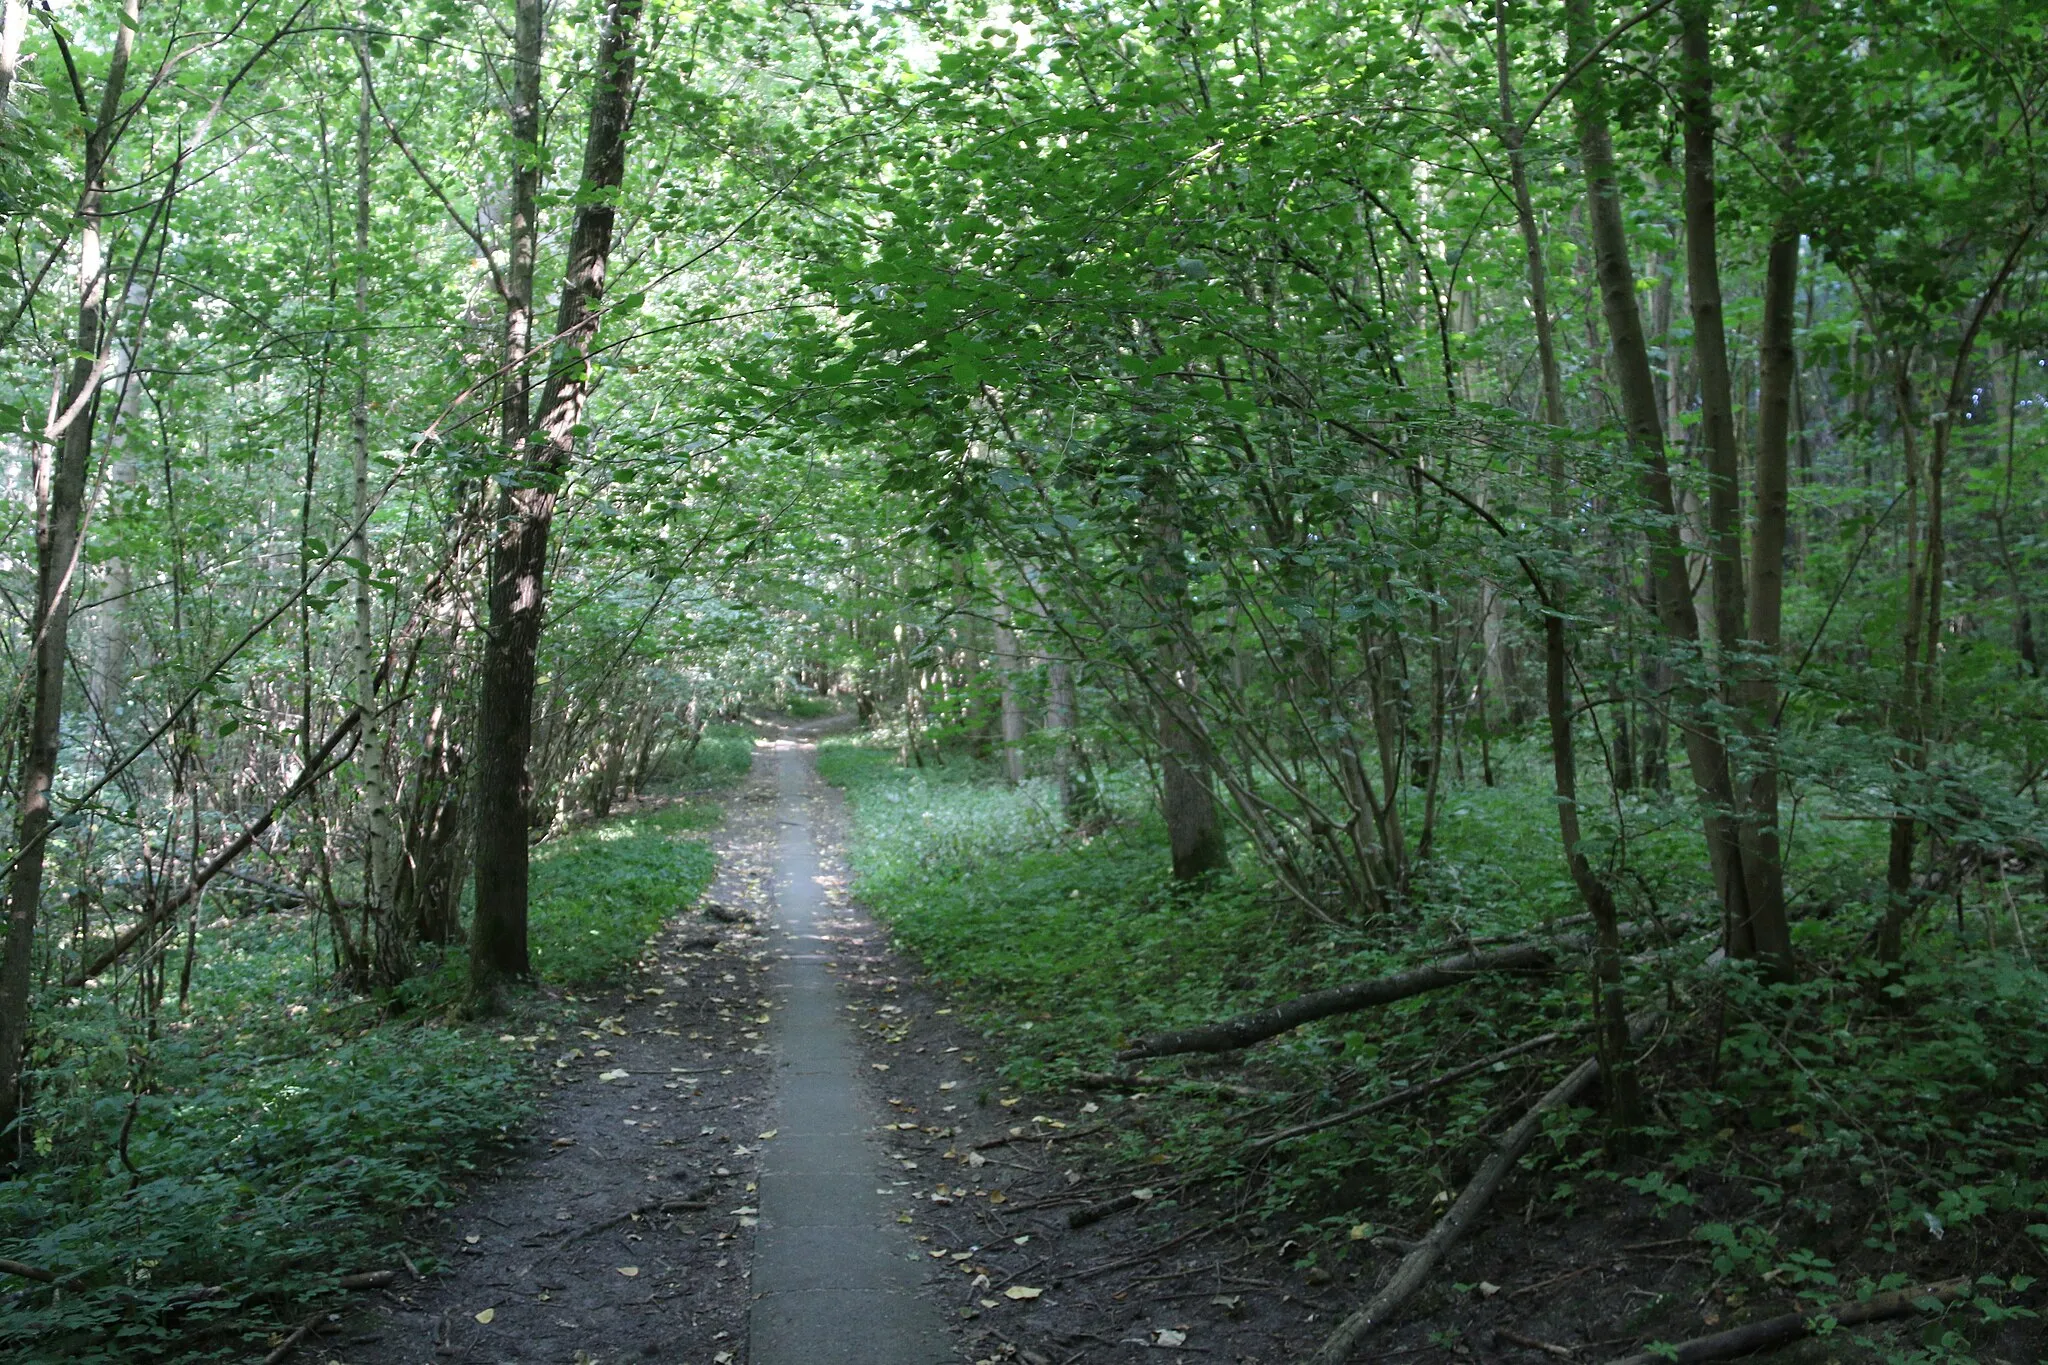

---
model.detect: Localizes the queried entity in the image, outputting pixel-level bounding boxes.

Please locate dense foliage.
[0,0,2043,1356]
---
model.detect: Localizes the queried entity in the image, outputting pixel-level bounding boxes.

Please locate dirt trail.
[342,752,787,1364]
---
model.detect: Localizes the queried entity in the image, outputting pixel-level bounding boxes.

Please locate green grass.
[657,722,756,789]
[820,730,2048,1349]
[0,797,723,1362]
[527,800,720,982]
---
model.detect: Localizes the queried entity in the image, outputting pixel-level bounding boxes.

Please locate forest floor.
[314,726,2033,1365]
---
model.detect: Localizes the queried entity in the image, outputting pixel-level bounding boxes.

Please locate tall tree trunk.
[470,0,642,998]
[0,0,139,1137]
[1143,466,1227,881]
[1743,223,1800,978]
[1678,0,1747,654]
[1566,0,1754,975]
[1496,0,1636,1125]
[0,0,24,110]
[350,38,402,984]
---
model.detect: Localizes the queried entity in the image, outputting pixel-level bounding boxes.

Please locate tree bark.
[992,598,1026,785]
[1566,0,1754,976]
[1742,223,1800,978]
[1678,0,1747,653]
[0,0,24,110]
[1119,942,1557,1061]
[471,0,642,997]
[1143,467,1228,881]
[1496,0,1636,1124]
[0,0,139,1138]
[351,32,401,985]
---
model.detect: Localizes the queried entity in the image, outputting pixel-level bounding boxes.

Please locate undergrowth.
[820,733,2048,1360]
[0,796,720,1362]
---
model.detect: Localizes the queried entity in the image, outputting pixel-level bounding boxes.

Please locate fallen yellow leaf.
[473,1308,495,1324]
[617,1266,639,1278]
[1004,1286,1043,1300]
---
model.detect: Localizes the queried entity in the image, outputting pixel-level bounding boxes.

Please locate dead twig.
[337,1269,399,1291]
[1600,1278,1969,1365]
[1496,1326,1576,1358]
[1250,1030,1573,1153]
[1119,943,1557,1061]
[977,1121,1108,1151]
[1072,1222,1217,1281]
[261,1309,327,1365]
[1307,1051,1608,1363]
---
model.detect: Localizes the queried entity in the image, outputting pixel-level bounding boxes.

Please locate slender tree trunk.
[471,0,642,997]
[1143,466,1227,881]
[1566,0,1754,973]
[0,0,25,110]
[0,0,139,1140]
[1678,0,1747,654]
[1496,0,1636,1125]
[350,40,401,984]
[1743,224,1799,978]
[993,598,1026,785]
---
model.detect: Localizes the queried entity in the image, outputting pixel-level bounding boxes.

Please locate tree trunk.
[1496,0,1636,1126]
[351,33,402,986]
[993,598,1026,785]
[0,0,139,1140]
[1142,467,1227,881]
[471,0,643,998]
[1566,0,1754,975]
[1678,0,1747,654]
[1741,223,1800,978]
[0,0,24,110]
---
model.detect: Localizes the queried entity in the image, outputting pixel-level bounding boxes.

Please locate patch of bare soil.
[327,781,787,1365]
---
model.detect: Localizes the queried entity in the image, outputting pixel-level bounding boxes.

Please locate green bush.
[0,917,529,1363]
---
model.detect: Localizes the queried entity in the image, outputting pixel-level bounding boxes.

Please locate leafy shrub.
[0,917,529,1363]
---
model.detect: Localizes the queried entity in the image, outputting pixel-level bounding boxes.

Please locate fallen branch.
[66,711,360,987]
[1600,1278,1969,1365]
[976,1121,1108,1151]
[1306,1043,1620,1364]
[1068,1191,1146,1229]
[1495,1327,1575,1359]
[0,1258,56,1282]
[262,1309,326,1365]
[1119,943,1556,1062]
[1249,1029,1573,1153]
[337,1269,399,1291]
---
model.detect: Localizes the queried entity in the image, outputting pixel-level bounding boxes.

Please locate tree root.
[1600,1278,1968,1365]
[1118,943,1556,1062]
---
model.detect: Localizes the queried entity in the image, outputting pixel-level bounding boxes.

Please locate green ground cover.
[821,734,2048,1358]
[0,796,722,1363]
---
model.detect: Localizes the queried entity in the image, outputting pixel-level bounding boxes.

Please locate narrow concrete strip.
[748,738,954,1365]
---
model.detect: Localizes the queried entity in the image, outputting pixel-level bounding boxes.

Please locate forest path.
[746,733,954,1363]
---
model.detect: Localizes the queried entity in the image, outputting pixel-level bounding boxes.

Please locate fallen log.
[1118,942,1556,1062]
[0,1258,55,1282]
[337,1270,399,1291]
[1247,1029,1573,1153]
[1600,1278,1969,1365]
